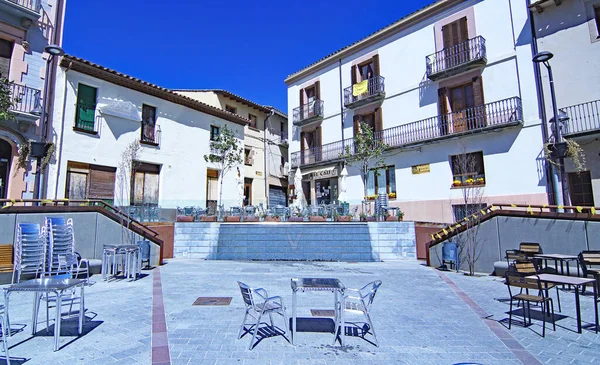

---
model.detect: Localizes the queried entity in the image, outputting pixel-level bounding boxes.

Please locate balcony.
[293,100,324,127]
[426,36,487,81]
[4,83,41,132]
[0,0,42,23]
[141,125,161,147]
[562,99,600,137]
[291,97,522,167]
[73,102,99,134]
[344,76,385,109]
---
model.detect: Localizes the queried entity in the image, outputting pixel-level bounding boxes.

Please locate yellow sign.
[255,171,263,176]
[411,164,430,174]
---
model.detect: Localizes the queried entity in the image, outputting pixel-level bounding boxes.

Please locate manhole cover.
[193,297,232,306]
[310,309,335,317]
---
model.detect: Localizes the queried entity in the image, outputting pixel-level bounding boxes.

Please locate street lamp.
[32,44,64,201]
[532,51,564,209]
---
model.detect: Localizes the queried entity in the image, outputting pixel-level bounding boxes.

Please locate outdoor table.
[291,278,345,346]
[3,278,85,351]
[526,273,598,333]
[534,254,580,277]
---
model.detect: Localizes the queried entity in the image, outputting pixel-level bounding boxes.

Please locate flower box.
[287,216,304,222]
[309,216,326,222]
[243,216,259,222]
[360,216,376,222]
[176,215,194,222]
[385,216,399,221]
[199,216,217,222]
[264,216,280,222]
[335,216,353,222]
[224,216,241,222]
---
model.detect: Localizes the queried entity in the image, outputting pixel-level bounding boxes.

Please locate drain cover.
[193,297,232,306]
[310,309,335,317]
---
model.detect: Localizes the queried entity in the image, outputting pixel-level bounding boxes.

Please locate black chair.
[505,271,555,337]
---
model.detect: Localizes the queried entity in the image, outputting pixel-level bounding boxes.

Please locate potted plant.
[385,212,398,221]
[397,208,404,221]
[224,215,241,222]
[359,213,376,222]
[452,180,462,188]
[243,214,259,222]
[288,215,304,222]
[476,177,485,185]
[264,214,280,222]
[16,141,55,171]
[334,211,353,222]
[200,215,217,222]
[544,139,586,172]
[465,178,474,186]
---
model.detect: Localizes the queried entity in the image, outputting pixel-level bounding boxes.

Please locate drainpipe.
[527,0,554,205]
[338,59,345,148]
[263,109,274,207]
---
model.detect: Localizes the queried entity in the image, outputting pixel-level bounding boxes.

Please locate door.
[244,179,252,206]
[449,83,474,132]
[568,171,594,208]
[206,169,219,213]
[0,39,12,79]
[75,84,97,131]
[442,17,469,69]
[0,139,11,199]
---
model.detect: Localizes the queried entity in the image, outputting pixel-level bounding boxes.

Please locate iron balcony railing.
[291,97,522,167]
[8,83,41,115]
[6,0,41,12]
[73,102,98,133]
[293,99,324,125]
[141,124,161,146]
[426,36,487,79]
[562,99,600,136]
[344,76,385,107]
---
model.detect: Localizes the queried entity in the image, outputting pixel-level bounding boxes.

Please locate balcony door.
[442,17,469,69]
[300,127,321,164]
[446,77,485,133]
[299,82,320,119]
[353,108,383,141]
[0,39,12,79]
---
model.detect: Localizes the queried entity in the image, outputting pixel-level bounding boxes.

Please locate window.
[141,104,157,144]
[568,171,595,206]
[353,108,383,138]
[65,162,116,205]
[595,6,600,36]
[442,17,469,67]
[452,203,486,222]
[298,82,321,119]
[74,84,97,133]
[225,105,237,114]
[210,125,220,141]
[248,113,257,128]
[366,165,396,198]
[206,169,219,211]
[450,151,485,186]
[132,162,160,206]
[244,148,254,165]
[0,39,12,79]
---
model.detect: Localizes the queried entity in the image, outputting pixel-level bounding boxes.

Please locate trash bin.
[442,242,457,271]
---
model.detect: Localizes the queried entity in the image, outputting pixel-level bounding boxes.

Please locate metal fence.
[426,36,487,78]
[562,99,600,136]
[343,76,385,106]
[9,83,41,114]
[293,99,324,124]
[7,0,41,12]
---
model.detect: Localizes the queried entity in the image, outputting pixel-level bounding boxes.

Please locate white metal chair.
[237,281,289,350]
[0,304,9,364]
[335,280,382,346]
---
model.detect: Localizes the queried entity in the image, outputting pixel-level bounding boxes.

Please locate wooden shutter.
[372,54,380,77]
[472,76,484,106]
[442,23,452,49]
[314,81,320,100]
[299,88,304,106]
[353,115,360,137]
[351,65,357,85]
[88,165,116,200]
[459,17,469,43]
[315,127,322,147]
[375,108,383,132]
[438,88,448,114]
[300,131,306,152]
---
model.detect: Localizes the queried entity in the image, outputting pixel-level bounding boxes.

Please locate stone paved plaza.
[2,259,600,364]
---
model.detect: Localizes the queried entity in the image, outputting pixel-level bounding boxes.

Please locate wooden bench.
[0,245,14,273]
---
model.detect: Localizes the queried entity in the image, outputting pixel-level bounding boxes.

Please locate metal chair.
[0,304,10,365]
[230,206,243,216]
[513,260,561,312]
[334,280,382,346]
[237,281,288,350]
[13,223,46,284]
[504,272,555,337]
[37,273,84,335]
[578,251,600,294]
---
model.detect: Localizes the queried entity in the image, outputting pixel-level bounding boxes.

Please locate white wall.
[47,68,245,210]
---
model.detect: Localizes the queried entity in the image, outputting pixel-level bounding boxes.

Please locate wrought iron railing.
[426,36,486,78]
[293,99,324,124]
[6,0,41,12]
[141,124,161,146]
[344,76,385,106]
[8,83,41,114]
[281,130,288,144]
[562,99,600,136]
[291,97,522,167]
[73,102,98,133]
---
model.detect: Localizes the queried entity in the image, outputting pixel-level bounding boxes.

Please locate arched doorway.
[0,138,11,199]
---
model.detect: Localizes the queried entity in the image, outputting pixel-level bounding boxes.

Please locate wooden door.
[442,17,469,68]
[449,83,474,133]
[244,182,252,206]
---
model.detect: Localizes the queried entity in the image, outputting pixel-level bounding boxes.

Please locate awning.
[98,99,141,121]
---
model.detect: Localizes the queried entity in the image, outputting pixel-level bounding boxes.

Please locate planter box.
[548,142,568,159]
[335,216,353,222]
[287,216,304,222]
[309,216,326,222]
[199,216,217,222]
[360,217,376,222]
[385,216,399,222]
[264,216,280,222]
[176,215,194,222]
[243,216,259,222]
[224,216,241,222]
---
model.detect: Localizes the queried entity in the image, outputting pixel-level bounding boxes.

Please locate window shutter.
[316,127,322,147]
[442,24,452,49]
[375,108,383,132]
[353,115,360,137]
[314,81,320,100]
[473,76,484,106]
[300,131,306,151]
[88,165,116,200]
[438,88,448,114]
[459,17,469,43]
[351,65,357,85]
[299,88,304,106]
[372,54,380,77]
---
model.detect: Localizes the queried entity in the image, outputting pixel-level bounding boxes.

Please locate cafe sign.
[411,163,430,175]
[303,167,339,181]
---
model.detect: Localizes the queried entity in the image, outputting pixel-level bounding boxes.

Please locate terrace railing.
[9,83,41,115]
[6,0,41,12]
[344,76,385,107]
[426,36,487,80]
[562,99,600,136]
[293,99,324,125]
[291,97,522,167]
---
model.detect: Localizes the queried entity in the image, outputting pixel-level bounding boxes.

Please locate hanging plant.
[543,139,586,172]
[41,143,56,167]
[15,141,56,171]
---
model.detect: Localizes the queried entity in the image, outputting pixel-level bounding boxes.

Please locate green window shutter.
[75,84,97,131]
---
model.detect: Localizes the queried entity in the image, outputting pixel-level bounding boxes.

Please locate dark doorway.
[0,139,12,199]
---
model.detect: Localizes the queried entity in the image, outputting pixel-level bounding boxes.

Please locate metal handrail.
[343,76,385,106]
[291,97,522,167]
[9,83,41,114]
[6,0,41,12]
[426,36,487,77]
[562,99,600,136]
[293,99,324,124]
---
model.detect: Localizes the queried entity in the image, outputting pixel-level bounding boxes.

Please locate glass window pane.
[143,173,159,205]
[67,172,87,199]
[377,170,386,194]
[134,172,144,205]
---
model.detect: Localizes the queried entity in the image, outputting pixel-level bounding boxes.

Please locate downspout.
[263,110,274,207]
[338,59,345,148]
[526,0,553,204]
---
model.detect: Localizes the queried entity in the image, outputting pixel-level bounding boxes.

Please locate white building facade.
[285,0,550,223]
[530,0,600,207]
[46,55,248,217]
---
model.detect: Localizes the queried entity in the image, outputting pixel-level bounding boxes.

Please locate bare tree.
[451,143,486,276]
[116,140,141,244]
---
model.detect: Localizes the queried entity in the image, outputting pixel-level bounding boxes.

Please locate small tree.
[339,122,388,214]
[203,125,243,216]
[0,74,16,121]
[452,143,486,276]
[116,140,141,244]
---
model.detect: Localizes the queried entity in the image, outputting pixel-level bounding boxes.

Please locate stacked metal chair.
[45,217,75,277]
[12,223,47,283]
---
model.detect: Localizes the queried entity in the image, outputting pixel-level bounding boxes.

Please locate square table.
[526,273,598,333]
[3,278,86,351]
[291,278,345,346]
[534,254,580,277]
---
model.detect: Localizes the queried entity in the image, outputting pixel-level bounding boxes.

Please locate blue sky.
[63,0,432,112]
